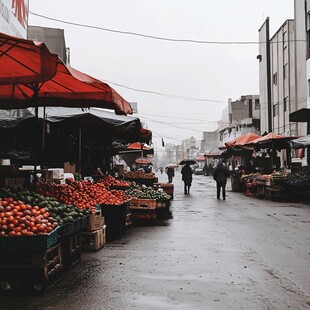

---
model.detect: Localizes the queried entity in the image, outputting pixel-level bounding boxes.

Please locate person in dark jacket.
[166,167,175,183]
[181,163,193,194]
[213,161,230,200]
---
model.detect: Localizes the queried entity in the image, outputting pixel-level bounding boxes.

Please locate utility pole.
[266,17,272,133]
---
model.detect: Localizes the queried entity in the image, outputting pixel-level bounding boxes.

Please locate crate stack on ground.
[128,198,157,222]
[0,229,62,293]
[80,208,106,251]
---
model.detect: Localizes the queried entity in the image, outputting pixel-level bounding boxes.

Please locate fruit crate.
[130,208,157,221]
[74,216,90,232]
[129,198,157,210]
[0,227,60,251]
[60,221,75,237]
[61,233,81,270]
[0,263,63,294]
[0,243,61,268]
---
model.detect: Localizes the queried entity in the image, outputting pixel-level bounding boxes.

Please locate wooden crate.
[129,198,156,210]
[81,226,106,251]
[61,233,81,270]
[130,208,156,220]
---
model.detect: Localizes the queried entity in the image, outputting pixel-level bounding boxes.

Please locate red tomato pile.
[0,198,58,236]
[98,175,129,187]
[36,180,131,210]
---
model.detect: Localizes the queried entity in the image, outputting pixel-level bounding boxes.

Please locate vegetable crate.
[156,200,172,219]
[60,233,81,270]
[129,199,157,222]
[0,243,63,294]
[100,203,128,241]
[0,227,59,251]
[81,225,106,251]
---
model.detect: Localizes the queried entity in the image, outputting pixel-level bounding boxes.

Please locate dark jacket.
[213,163,229,183]
[166,167,175,177]
[181,164,193,185]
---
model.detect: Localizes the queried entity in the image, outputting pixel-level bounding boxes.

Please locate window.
[283,64,288,79]
[249,99,253,118]
[283,31,287,49]
[255,99,260,110]
[273,73,277,85]
[273,103,279,117]
[284,97,288,112]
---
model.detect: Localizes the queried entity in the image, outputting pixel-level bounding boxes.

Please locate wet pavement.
[1,172,310,310]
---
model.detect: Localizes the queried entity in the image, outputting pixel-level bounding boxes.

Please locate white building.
[258,15,308,137]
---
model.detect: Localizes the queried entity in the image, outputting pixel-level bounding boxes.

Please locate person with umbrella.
[212,160,230,200]
[180,159,195,194]
[165,164,176,183]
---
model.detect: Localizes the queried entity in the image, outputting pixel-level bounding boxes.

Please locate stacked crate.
[128,198,157,221]
[0,230,62,293]
[80,209,106,251]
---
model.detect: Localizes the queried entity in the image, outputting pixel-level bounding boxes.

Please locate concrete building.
[258,16,307,137]
[219,95,260,147]
[200,130,219,154]
[28,26,67,64]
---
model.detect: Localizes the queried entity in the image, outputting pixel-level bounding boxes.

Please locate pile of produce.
[126,184,170,201]
[36,179,131,210]
[98,175,129,187]
[0,197,58,236]
[124,171,156,180]
[0,187,90,227]
[284,171,310,185]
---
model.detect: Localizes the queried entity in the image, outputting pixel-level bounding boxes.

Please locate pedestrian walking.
[212,160,230,200]
[166,167,175,183]
[181,163,193,194]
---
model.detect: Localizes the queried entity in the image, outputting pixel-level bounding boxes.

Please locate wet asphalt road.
[1,172,310,310]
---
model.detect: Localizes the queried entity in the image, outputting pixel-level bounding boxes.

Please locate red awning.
[225,132,261,148]
[245,132,296,145]
[0,32,58,85]
[0,58,131,115]
[135,157,152,165]
[127,142,150,150]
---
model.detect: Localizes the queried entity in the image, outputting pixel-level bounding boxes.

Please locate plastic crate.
[0,227,60,251]
[60,222,74,237]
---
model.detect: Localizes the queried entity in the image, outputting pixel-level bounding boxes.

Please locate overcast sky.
[29,0,293,153]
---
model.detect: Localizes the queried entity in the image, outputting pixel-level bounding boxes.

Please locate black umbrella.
[179,159,197,165]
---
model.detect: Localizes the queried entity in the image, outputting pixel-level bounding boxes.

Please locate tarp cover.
[289,135,310,148]
[0,109,34,128]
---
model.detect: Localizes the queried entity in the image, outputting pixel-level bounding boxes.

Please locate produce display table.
[154,183,174,199]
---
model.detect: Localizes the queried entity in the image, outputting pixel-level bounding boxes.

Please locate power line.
[30,11,306,46]
[101,79,227,103]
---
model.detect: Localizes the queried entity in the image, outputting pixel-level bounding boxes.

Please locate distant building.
[200,131,218,153]
[219,95,260,147]
[28,26,67,64]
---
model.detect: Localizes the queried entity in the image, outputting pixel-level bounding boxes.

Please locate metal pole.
[266,18,272,133]
[79,127,82,175]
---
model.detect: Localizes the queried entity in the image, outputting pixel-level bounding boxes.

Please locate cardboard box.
[64,162,76,174]
[87,210,104,231]
[81,226,106,251]
[48,168,64,180]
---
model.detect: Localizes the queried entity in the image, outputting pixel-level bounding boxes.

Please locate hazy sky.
[29,0,293,152]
